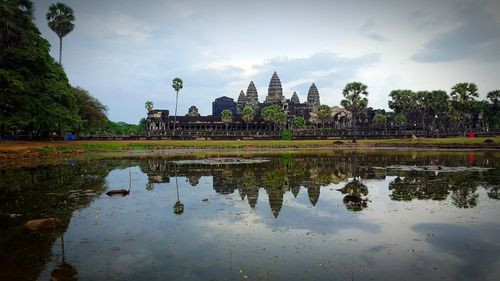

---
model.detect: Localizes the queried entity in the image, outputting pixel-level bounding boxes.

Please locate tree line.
[0,1,144,138]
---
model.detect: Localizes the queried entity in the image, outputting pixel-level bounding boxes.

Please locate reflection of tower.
[238,187,247,200]
[247,187,259,209]
[187,175,200,187]
[305,184,321,206]
[267,188,284,218]
[290,185,300,198]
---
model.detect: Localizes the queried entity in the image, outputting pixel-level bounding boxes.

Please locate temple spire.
[246,81,259,109]
[265,71,284,104]
[237,90,246,114]
[291,91,300,103]
[307,83,320,108]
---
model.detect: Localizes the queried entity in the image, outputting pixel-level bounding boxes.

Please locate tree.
[241,105,255,131]
[220,109,233,131]
[73,87,107,134]
[145,101,153,112]
[46,2,75,64]
[484,90,500,130]
[341,82,368,142]
[0,0,34,55]
[450,82,478,134]
[315,105,331,129]
[261,105,286,131]
[171,77,183,135]
[416,90,430,130]
[388,89,415,114]
[0,17,81,138]
[392,113,407,131]
[138,118,147,132]
[425,90,449,133]
[372,114,387,130]
[292,116,306,130]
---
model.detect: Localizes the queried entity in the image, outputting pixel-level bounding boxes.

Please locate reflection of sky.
[38,166,500,281]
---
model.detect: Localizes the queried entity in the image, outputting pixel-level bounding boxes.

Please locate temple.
[146,71,375,137]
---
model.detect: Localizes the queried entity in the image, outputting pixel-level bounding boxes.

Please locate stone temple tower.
[237,90,246,114]
[265,71,284,104]
[246,81,259,109]
[307,83,320,108]
[290,92,300,104]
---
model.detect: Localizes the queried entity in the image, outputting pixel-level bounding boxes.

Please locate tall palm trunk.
[59,36,62,64]
[173,91,178,135]
[351,115,357,143]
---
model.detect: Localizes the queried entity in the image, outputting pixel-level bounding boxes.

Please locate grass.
[0,136,499,158]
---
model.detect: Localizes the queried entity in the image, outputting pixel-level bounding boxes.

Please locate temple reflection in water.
[140,152,499,217]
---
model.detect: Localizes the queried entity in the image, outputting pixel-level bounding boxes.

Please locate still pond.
[1,151,499,281]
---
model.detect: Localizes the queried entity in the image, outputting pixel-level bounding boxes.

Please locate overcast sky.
[33,0,500,123]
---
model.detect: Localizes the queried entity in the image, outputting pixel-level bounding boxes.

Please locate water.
[1,151,499,281]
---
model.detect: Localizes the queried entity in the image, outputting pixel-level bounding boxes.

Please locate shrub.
[281,129,292,140]
[484,139,494,144]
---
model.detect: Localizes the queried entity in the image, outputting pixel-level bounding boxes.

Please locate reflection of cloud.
[411,223,500,281]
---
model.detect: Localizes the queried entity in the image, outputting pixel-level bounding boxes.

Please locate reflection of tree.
[389,175,449,201]
[486,185,500,200]
[448,173,478,208]
[173,165,184,215]
[338,178,369,212]
[50,235,77,281]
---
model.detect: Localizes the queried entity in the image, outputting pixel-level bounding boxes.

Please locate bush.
[281,129,292,140]
[484,139,495,144]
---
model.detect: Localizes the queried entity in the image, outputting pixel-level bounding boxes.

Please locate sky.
[33,0,500,123]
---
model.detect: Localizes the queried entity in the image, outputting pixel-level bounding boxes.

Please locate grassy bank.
[0,137,499,159]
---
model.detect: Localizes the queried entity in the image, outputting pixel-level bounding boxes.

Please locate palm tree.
[0,0,34,54]
[340,82,369,143]
[171,77,183,135]
[145,101,153,112]
[242,105,255,131]
[450,82,478,135]
[221,109,233,131]
[46,2,75,64]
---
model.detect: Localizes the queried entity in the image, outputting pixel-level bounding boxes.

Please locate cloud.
[249,52,380,99]
[360,18,390,42]
[411,1,500,62]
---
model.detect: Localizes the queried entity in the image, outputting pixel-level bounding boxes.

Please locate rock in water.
[25,218,63,230]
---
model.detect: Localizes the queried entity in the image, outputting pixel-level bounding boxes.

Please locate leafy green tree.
[46,2,75,64]
[315,105,331,128]
[139,118,147,132]
[0,17,80,138]
[450,82,478,134]
[484,90,500,130]
[292,116,306,130]
[241,105,255,131]
[341,82,368,142]
[220,109,233,131]
[261,104,285,131]
[388,89,416,114]
[145,101,153,112]
[416,91,430,130]
[0,0,34,54]
[425,90,449,132]
[372,114,387,130]
[73,87,107,134]
[392,113,407,130]
[172,77,183,134]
